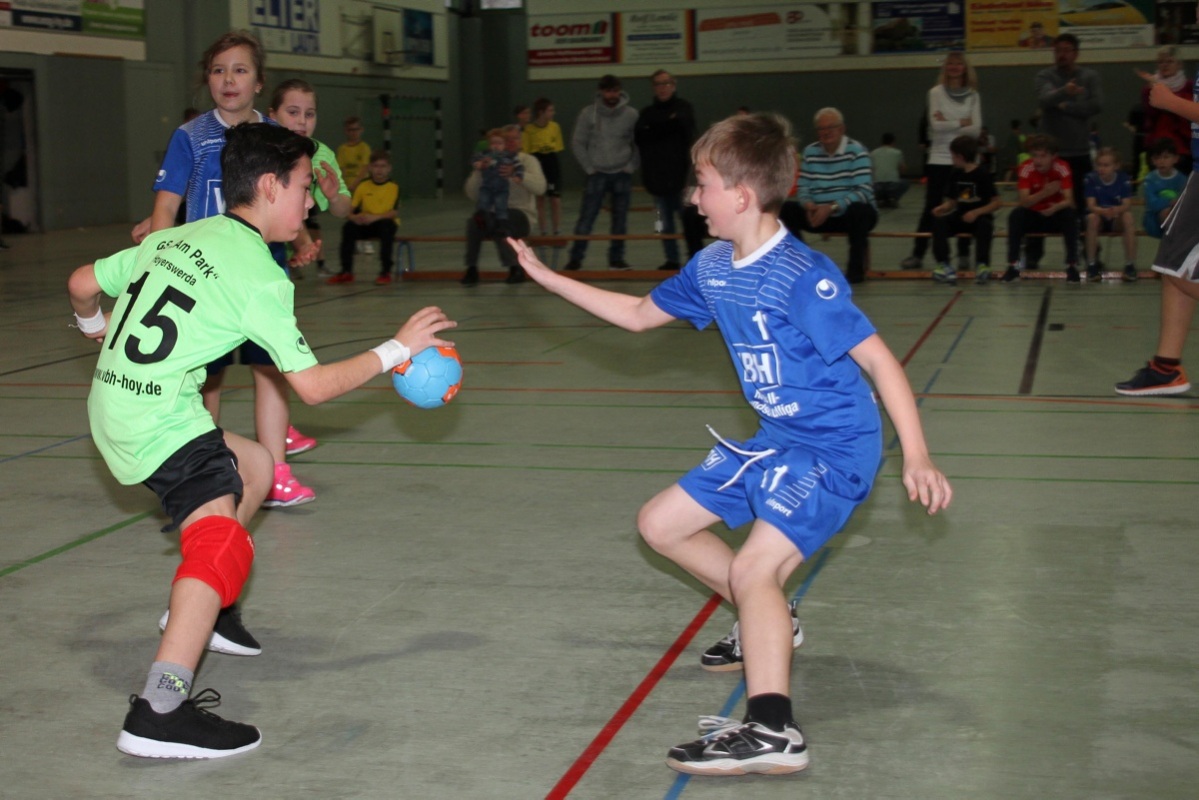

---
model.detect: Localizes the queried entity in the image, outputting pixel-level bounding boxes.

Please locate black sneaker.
[504,266,526,284]
[658,261,681,271]
[1122,265,1138,283]
[701,601,803,672]
[159,605,262,656]
[1087,262,1103,282]
[666,717,809,776]
[1114,363,1191,396]
[1065,265,1081,283]
[609,261,632,271]
[460,266,479,287]
[1001,265,1021,283]
[117,690,261,759]
[563,260,583,271]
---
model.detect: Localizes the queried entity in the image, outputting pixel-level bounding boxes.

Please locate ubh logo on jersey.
[815,279,838,300]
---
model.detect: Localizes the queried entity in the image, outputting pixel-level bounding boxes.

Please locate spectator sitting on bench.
[1002,134,1080,282]
[930,134,1002,285]
[1083,146,1137,282]
[329,150,400,286]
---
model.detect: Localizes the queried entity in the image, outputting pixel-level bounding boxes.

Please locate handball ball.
[1160,189,1178,200]
[392,346,463,409]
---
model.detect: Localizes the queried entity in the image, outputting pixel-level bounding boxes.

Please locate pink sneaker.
[263,463,316,508]
[285,425,317,455]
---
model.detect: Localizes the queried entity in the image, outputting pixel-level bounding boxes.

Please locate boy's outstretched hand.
[506,237,554,284]
[902,454,953,515]
[396,306,457,356]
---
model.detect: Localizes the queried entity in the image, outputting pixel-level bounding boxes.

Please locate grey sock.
[142,661,194,714]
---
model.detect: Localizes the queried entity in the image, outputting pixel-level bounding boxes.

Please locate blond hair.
[691,113,797,213]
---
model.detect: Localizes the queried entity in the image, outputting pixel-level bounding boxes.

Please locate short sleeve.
[240,281,319,373]
[787,260,876,365]
[154,129,193,196]
[649,265,709,330]
[93,246,141,299]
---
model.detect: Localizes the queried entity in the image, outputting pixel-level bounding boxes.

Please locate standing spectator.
[901,51,982,271]
[336,116,371,193]
[870,132,909,209]
[523,97,565,236]
[635,69,697,271]
[1136,47,1193,174]
[1001,134,1080,283]
[514,104,531,128]
[564,74,639,271]
[460,124,546,286]
[1036,33,1103,218]
[793,107,877,284]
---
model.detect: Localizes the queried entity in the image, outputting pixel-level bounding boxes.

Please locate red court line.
[899,291,962,367]
[921,392,1199,410]
[545,594,723,800]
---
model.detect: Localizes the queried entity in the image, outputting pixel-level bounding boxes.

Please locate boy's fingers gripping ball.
[392,346,463,409]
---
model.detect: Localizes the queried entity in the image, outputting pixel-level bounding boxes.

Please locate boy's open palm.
[396,306,457,356]
[506,238,553,284]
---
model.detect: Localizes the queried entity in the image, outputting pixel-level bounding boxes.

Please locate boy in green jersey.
[67,123,456,759]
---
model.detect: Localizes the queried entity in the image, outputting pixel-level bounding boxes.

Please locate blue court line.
[662,547,832,799]
[0,433,91,466]
[941,316,973,364]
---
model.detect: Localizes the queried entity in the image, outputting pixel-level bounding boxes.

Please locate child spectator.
[523,98,565,236]
[68,122,455,759]
[329,150,400,285]
[506,112,952,777]
[1002,134,1080,282]
[870,132,909,209]
[930,135,1002,284]
[1142,137,1185,239]
[336,116,371,193]
[1083,146,1137,282]
[470,129,524,233]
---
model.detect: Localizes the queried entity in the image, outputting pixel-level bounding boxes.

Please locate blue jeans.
[653,191,683,264]
[570,171,632,264]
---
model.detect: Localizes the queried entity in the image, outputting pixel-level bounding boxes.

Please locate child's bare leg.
[251,364,290,464]
[1120,213,1136,263]
[638,484,735,601]
[226,430,273,521]
[551,196,562,232]
[1156,275,1199,359]
[729,520,805,697]
[201,370,225,421]
[1084,214,1099,262]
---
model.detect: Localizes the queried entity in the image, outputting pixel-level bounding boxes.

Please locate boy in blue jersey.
[509,113,952,777]
[1083,147,1137,282]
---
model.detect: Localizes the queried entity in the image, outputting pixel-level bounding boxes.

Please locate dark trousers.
[1006,206,1079,266]
[464,209,530,269]
[932,213,993,266]
[570,171,632,264]
[786,202,878,282]
[339,219,397,275]
[911,164,954,258]
[652,191,684,264]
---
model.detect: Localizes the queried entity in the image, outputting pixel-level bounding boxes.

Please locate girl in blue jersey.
[509,113,952,778]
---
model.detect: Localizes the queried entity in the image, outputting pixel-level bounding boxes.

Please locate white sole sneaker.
[158,610,262,656]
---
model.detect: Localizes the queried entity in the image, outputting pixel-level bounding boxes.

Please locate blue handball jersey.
[651,225,881,478]
[153,109,266,223]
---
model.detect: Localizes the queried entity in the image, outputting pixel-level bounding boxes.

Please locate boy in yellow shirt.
[328,150,400,285]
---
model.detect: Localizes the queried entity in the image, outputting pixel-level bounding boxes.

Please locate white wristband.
[75,308,106,334]
[370,339,411,373]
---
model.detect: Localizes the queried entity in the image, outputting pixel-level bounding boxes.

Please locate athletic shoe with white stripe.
[117,689,261,759]
[666,716,809,776]
[701,600,803,672]
[159,605,262,656]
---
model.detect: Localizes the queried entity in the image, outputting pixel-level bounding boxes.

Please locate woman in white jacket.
[902,52,982,270]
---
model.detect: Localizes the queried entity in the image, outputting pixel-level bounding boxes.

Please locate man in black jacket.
[634,70,697,270]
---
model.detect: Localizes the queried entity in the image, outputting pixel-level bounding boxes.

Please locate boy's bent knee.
[174,516,255,606]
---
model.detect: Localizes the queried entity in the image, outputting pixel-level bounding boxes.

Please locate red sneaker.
[325,273,354,284]
[262,463,316,508]
[375,273,393,285]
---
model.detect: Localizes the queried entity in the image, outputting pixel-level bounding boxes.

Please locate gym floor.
[1,193,1196,799]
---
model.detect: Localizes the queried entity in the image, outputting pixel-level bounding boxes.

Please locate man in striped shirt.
[791,108,878,284]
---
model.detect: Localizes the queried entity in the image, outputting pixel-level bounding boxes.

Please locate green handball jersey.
[89,214,318,484]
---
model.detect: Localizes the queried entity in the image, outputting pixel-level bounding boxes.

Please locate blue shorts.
[678,432,875,559]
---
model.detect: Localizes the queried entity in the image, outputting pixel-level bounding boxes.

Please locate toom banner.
[527,13,615,66]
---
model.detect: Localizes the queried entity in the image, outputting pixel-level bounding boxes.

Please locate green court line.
[874,473,1199,485]
[0,510,154,580]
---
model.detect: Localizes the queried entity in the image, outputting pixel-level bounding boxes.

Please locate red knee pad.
[173,516,255,607]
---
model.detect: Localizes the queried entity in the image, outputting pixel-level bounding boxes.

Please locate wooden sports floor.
[1,198,1196,799]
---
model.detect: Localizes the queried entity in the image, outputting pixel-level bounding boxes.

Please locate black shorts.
[533,152,561,197]
[206,340,275,374]
[1153,170,1199,282]
[143,429,243,530]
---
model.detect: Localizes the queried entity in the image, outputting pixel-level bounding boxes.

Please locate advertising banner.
[251,0,321,55]
[527,13,615,66]
[619,10,690,64]
[872,1,965,52]
[695,5,848,61]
